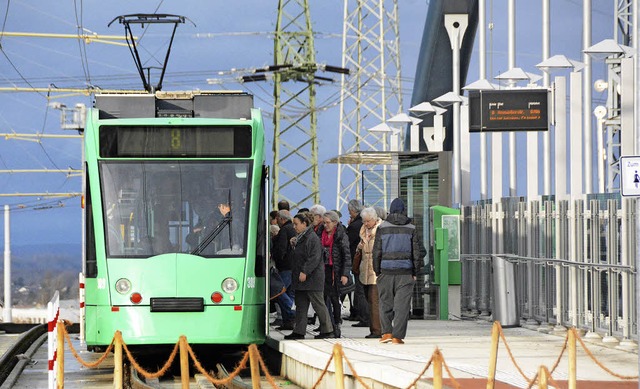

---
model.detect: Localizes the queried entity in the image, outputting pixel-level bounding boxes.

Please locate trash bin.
[491,256,519,327]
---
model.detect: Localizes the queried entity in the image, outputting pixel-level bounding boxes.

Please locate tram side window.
[85,166,97,278]
[254,166,267,277]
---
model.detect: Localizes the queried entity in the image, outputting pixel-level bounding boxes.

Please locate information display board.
[469,89,549,132]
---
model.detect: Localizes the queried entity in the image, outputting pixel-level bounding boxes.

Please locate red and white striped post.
[47,291,60,389]
[79,273,85,343]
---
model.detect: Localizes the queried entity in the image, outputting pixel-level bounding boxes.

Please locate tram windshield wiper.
[190,215,232,255]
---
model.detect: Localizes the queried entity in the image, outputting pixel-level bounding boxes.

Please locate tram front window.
[100,161,250,257]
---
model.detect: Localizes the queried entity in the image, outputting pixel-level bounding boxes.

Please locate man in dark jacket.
[372,198,421,344]
[272,210,297,329]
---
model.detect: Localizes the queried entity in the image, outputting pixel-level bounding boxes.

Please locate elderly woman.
[357,206,383,338]
[309,204,327,235]
[284,213,334,339]
[320,210,352,337]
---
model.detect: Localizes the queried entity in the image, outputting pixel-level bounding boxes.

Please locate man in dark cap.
[372,198,421,345]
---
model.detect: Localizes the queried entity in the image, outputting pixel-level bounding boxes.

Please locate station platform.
[267,318,640,388]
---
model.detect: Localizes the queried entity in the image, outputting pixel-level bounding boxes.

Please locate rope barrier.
[56,319,639,388]
[495,322,536,385]
[340,348,372,389]
[574,328,639,380]
[311,347,335,389]
[546,329,568,376]
[119,332,179,380]
[61,322,115,368]
[254,344,282,388]
[405,355,433,388]
[439,349,462,389]
[185,341,249,386]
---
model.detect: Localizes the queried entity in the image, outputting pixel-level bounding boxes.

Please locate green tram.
[83,91,268,349]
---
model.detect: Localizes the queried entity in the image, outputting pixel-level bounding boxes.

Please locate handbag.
[352,248,362,275]
[339,272,356,296]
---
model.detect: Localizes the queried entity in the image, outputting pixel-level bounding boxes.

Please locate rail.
[461,196,639,342]
[0,324,46,387]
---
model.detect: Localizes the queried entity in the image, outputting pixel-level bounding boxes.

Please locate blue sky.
[0,1,615,246]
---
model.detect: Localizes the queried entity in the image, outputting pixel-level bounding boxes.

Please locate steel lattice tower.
[335,0,403,211]
[272,0,319,209]
[602,0,633,193]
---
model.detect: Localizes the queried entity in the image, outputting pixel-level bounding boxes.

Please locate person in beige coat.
[357,207,382,338]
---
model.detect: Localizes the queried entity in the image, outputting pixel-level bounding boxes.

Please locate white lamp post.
[443,14,468,207]
[593,105,607,194]
[433,92,464,206]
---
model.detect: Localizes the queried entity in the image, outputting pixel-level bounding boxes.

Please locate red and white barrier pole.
[47,291,60,389]
[79,273,85,343]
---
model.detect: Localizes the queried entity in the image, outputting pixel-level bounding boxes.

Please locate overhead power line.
[0,31,134,47]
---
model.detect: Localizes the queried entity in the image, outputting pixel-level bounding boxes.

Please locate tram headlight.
[115,278,131,294]
[221,278,238,293]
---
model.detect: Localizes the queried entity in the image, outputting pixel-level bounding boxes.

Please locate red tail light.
[211,292,223,304]
[130,292,142,304]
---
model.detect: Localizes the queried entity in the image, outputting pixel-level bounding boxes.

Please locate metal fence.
[460,195,637,343]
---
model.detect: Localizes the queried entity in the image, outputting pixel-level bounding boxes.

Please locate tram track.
[0,324,292,388]
[0,323,47,388]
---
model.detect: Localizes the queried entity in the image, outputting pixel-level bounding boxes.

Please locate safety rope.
[61,322,115,368]
[119,332,179,380]
[340,349,372,389]
[574,328,639,380]
[438,349,462,389]
[496,322,536,386]
[405,355,434,388]
[59,319,639,388]
[186,340,249,385]
[254,345,282,388]
[310,348,335,388]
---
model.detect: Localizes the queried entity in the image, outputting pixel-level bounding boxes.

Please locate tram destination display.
[99,125,252,158]
[469,89,549,132]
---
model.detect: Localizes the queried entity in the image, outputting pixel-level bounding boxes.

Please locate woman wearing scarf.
[284,213,334,340]
[320,210,352,338]
[357,206,383,338]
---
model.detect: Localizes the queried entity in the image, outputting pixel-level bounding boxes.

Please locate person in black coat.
[345,199,367,325]
[284,213,334,339]
[319,210,352,337]
[271,210,297,329]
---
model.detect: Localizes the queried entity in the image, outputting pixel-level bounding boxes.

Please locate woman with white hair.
[309,204,327,235]
[357,206,383,338]
[319,210,352,337]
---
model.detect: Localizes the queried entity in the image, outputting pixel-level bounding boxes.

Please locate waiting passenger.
[284,213,334,340]
[373,198,420,345]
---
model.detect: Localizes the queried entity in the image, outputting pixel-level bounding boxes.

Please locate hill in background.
[0,244,81,307]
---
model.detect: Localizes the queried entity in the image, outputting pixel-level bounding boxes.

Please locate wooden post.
[433,349,443,389]
[333,344,345,389]
[568,328,577,389]
[486,321,500,389]
[179,336,189,389]
[56,321,64,389]
[538,366,548,389]
[249,345,261,389]
[113,331,123,389]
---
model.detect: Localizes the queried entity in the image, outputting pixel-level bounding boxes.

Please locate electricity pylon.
[271,0,319,209]
[335,0,403,211]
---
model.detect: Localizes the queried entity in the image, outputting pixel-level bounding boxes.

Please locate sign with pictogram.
[620,156,640,197]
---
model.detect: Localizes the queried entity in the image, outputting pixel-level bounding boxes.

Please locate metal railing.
[460,195,637,343]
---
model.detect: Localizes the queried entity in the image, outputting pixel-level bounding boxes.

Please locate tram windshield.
[100,161,250,258]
